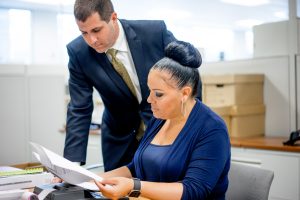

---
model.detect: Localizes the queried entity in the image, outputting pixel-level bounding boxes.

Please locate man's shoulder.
[120,19,165,24]
[67,35,87,49]
[120,19,166,29]
[67,35,90,54]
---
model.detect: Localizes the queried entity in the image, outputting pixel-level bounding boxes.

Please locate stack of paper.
[0,189,26,200]
[0,170,53,191]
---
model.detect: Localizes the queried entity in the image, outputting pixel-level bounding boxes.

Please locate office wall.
[0,65,66,165]
[31,11,61,65]
[0,65,28,164]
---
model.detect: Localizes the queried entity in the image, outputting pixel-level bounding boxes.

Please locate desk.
[26,188,149,200]
[230,136,300,152]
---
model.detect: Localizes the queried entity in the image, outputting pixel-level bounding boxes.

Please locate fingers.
[94,179,114,191]
[51,177,63,183]
[100,178,117,185]
[94,180,105,189]
[94,180,114,199]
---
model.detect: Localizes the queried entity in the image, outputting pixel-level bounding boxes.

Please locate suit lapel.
[120,20,148,101]
[94,51,136,100]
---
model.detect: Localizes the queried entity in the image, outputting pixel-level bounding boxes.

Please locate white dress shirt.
[107,20,142,103]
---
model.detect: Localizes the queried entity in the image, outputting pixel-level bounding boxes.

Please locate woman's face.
[147,69,183,120]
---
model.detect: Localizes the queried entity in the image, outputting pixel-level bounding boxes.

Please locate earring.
[181,99,187,116]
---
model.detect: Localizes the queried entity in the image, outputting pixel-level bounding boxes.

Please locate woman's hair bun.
[165,40,202,69]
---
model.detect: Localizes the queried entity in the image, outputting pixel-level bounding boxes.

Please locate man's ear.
[111,12,118,21]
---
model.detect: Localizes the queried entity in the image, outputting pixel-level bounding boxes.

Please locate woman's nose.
[147,95,152,103]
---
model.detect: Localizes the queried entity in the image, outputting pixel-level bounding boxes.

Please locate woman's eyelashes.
[155,91,164,98]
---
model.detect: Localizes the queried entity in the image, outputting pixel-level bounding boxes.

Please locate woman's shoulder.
[190,100,229,137]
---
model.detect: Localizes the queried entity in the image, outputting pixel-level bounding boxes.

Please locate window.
[57,13,80,64]
[0,9,31,64]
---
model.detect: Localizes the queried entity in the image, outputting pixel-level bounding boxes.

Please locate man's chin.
[95,48,105,53]
[92,46,106,53]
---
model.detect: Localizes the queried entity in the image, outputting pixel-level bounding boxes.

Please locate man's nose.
[88,34,97,44]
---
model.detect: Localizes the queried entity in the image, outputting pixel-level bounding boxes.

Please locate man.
[63,0,202,171]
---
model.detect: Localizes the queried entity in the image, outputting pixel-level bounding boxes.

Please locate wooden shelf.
[230,136,300,152]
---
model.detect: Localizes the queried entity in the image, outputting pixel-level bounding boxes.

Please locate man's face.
[76,12,118,53]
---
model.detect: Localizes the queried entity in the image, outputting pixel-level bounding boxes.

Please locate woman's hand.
[94,177,134,200]
[51,176,63,183]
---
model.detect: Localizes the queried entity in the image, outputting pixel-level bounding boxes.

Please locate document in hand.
[30,142,103,191]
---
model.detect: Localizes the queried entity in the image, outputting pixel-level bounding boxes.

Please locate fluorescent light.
[235,19,263,28]
[221,0,270,7]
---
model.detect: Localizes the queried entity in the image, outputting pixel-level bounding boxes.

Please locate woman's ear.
[181,86,192,102]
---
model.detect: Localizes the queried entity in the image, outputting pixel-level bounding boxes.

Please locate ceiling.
[0,0,290,31]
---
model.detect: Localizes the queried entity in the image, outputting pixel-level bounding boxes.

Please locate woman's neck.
[168,98,196,127]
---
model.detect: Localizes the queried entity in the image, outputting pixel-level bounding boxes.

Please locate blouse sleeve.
[181,127,230,200]
[126,159,136,177]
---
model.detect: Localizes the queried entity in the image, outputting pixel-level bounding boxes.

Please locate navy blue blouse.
[127,99,231,200]
[142,143,172,181]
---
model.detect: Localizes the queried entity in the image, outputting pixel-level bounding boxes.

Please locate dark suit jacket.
[63,19,200,171]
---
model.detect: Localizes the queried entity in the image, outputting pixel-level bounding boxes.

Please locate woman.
[95,41,231,200]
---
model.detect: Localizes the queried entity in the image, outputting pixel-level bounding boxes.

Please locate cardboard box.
[11,162,44,170]
[209,106,231,133]
[208,104,265,138]
[202,74,264,106]
[230,104,265,138]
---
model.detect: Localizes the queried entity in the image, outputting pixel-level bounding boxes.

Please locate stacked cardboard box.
[202,74,265,138]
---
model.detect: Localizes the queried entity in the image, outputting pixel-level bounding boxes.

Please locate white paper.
[30,142,103,191]
[0,166,21,172]
[0,189,26,200]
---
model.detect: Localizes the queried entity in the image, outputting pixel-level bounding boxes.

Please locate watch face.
[129,190,141,197]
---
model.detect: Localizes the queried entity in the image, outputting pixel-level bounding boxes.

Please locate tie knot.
[107,48,117,58]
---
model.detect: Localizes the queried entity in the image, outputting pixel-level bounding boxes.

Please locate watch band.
[133,178,141,190]
[128,178,141,197]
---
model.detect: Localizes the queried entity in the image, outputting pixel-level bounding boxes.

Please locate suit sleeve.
[160,21,176,49]
[63,45,94,165]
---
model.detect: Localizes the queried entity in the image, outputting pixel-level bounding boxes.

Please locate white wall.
[0,9,9,63]
[0,65,66,165]
[31,11,61,65]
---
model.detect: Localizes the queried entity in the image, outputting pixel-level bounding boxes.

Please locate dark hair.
[152,41,202,97]
[74,0,114,23]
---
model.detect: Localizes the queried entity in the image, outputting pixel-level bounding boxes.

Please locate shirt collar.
[111,20,127,53]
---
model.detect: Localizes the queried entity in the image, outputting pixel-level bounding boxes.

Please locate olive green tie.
[107,48,137,98]
[107,48,145,140]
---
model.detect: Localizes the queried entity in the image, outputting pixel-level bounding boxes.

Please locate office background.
[1,1,300,199]
[0,0,300,194]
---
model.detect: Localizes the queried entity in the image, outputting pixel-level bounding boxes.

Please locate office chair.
[226,162,274,200]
